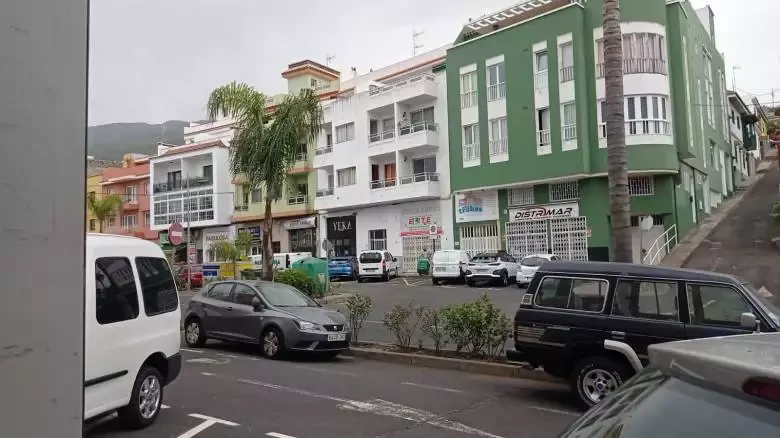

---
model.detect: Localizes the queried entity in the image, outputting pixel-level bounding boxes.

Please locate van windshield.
[360,252,383,263]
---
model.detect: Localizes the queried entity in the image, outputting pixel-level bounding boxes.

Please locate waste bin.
[417,256,430,275]
[291,257,330,297]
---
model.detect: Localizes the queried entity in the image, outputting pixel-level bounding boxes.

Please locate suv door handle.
[226,306,233,311]
[611,331,626,340]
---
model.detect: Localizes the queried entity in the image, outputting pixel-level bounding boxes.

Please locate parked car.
[516,253,559,287]
[86,233,181,429]
[183,280,349,359]
[177,266,203,288]
[328,256,358,281]
[559,332,780,437]
[431,249,471,285]
[465,251,519,287]
[357,250,398,282]
[507,260,779,408]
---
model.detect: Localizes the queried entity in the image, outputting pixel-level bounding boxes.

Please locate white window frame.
[462,124,480,162]
[368,229,387,251]
[625,94,671,136]
[460,71,478,108]
[562,102,577,141]
[549,181,580,202]
[507,187,535,206]
[537,108,551,147]
[488,117,508,156]
[337,167,356,187]
[121,214,137,230]
[629,176,654,196]
[559,42,574,83]
[486,63,506,102]
[125,185,137,202]
[534,50,549,89]
[335,122,355,143]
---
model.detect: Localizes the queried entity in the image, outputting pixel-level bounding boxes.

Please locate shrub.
[420,307,447,355]
[440,295,511,358]
[383,303,426,351]
[275,269,317,298]
[344,294,372,343]
[771,203,780,218]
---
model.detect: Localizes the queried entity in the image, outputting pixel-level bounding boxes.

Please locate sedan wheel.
[262,328,285,359]
[184,318,206,347]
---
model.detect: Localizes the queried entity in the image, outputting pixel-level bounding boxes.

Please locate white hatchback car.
[465,252,519,287]
[516,253,560,287]
[357,250,398,282]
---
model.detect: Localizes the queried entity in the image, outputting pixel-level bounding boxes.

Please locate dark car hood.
[277,306,346,325]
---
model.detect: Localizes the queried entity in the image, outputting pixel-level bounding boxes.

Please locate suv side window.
[612,279,679,321]
[535,276,609,312]
[686,283,752,327]
[95,257,140,325]
[208,283,234,302]
[233,284,258,306]
[135,257,179,316]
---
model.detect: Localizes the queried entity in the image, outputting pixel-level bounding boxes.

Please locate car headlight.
[295,320,324,332]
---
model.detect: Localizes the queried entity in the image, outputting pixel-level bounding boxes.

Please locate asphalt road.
[683,165,780,306]
[86,341,579,438]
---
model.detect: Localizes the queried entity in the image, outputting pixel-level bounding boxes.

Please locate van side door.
[606,277,685,364]
[683,282,761,339]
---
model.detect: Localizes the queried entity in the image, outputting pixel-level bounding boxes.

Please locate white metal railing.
[295,152,307,161]
[537,129,551,146]
[597,58,667,78]
[562,125,577,141]
[398,121,437,136]
[315,146,332,155]
[399,172,439,184]
[534,71,548,89]
[368,73,436,97]
[316,188,333,197]
[460,91,477,108]
[560,66,574,83]
[462,143,480,161]
[369,130,395,143]
[625,120,671,136]
[315,82,331,91]
[369,177,397,189]
[487,83,506,101]
[287,194,308,205]
[489,138,508,156]
[642,224,678,265]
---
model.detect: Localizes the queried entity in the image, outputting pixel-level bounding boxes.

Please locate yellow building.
[86,173,102,232]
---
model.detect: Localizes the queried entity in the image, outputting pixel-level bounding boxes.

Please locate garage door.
[505,217,588,261]
[401,235,431,273]
[459,224,500,257]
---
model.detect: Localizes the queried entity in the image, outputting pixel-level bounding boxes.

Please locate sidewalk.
[662,161,774,268]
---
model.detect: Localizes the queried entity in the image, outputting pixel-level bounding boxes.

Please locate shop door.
[504,217,588,261]
[401,235,430,273]
[549,217,588,261]
[505,219,548,258]
[458,224,500,257]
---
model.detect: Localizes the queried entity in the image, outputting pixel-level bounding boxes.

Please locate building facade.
[98,154,158,241]
[313,47,454,273]
[148,140,234,263]
[727,91,759,187]
[445,0,732,263]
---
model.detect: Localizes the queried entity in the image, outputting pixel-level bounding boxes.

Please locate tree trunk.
[233,260,238,280]
[261,197,274,280]
[603,0,632,263]
[98,220,103,233]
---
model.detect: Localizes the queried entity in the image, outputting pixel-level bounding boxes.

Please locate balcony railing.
[562,124,577,141]
[560,66,574,83]
[369,177,397,189]
[398,121,437,136]
[316,188,334,197]
[625,120,671,136]
[369,130,395,143]
[596,58,667,78]
[537,129,551,146]
[487,83,506,101]
[123,199,140,210]
[368,73,436,97]
[234,205,249,212]
[534,71,548,89]
[315,145,333,155]
[463,143,480,161]
[399,172,439,184]
[287,194,308,205]
[460,91,477,109]
[153,175,213,194]
[295,152,307,162]
[489,138,508,156]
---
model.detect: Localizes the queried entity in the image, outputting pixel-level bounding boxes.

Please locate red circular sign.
[168,222,185,246]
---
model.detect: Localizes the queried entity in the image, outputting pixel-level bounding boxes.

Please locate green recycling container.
[417,256,430,275]
[291,257,330,297]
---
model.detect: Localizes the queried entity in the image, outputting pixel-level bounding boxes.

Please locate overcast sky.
[87,0,780,125]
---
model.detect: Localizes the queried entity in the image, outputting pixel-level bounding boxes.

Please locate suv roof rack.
[649,333,780,404]
[538,260,742,283]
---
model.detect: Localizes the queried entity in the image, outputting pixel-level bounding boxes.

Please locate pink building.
[99,154,158,241]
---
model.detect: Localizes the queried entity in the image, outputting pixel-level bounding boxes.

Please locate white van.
[357,250,398,282]
[86,233,181,429]
[431,250,471,284]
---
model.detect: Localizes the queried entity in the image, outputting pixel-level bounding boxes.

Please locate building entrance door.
[505,217,588,261]
[458,224,500,257]
[401,235,430,273]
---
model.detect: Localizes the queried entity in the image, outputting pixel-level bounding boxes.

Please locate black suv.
[506,261,779,408]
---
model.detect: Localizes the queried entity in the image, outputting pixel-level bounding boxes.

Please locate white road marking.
[161,404,171,409]
[365,320,383,324]
[527,405,580,417]
[186,357,229,365]
[181,348,203,354]
[267,433,297,438]
[177,413,238,438]
[200,372,216,376]
[401,382,466,394]
[216,352,261,361]
[203,373,505,438]
[440,285,456,289]
[402,278,412,286]
[295,365,358,377]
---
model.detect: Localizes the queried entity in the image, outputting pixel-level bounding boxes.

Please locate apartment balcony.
[315,187,334,198]
[365,74,438,111]
[153,175,213,194]
[123,199,140,211]
[367,121,439,157]
[287,194,308,206]
[744,131,758,151]
[313,145,334,168]
[596,58,667,78]
[368,172,441,202]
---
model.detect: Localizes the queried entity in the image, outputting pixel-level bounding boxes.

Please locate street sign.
[168,222,185,246]
[428,224,439,240]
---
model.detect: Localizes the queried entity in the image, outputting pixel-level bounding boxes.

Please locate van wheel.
[571,356,630,408]
[261,327,285,359]
[466,280,475,287]
[432,277,439,285]
[184,317,206,348]
[117,366,164,430]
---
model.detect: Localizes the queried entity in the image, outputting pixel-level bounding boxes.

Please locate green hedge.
[275,269,318,298]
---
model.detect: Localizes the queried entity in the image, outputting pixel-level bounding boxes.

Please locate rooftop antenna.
[326,54,336,66]
[413,28,424,56]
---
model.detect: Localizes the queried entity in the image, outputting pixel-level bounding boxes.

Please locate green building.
[445,0,732,263]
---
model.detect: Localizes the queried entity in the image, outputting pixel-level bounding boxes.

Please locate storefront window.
[290,228,315,253]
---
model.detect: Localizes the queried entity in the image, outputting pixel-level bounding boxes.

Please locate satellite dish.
[639,215,654,231]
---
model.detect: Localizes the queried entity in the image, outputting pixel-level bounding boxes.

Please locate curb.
[347,346,561,384]
[317,292,353,305]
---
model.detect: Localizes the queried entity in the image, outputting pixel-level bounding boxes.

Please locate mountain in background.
[87,120,189,160]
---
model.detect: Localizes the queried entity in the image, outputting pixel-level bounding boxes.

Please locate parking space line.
[400,382,467,394]
[161,404,171,409]
[267,433,297,438]
[178,413,239,438]
[295,365,358,377]
[527,405,580,417]
[365,320,383,324]
[181,348,203,354]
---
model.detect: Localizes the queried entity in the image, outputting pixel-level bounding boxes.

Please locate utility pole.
[413,28,424,56]
[185,174,192,291]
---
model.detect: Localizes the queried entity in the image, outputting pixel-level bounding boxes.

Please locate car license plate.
[477,268,488,273]
[435,267,446,272]
[327,333,346,342]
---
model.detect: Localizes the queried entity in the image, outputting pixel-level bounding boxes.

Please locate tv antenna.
[326,54,336,66]
[413,28,424,56]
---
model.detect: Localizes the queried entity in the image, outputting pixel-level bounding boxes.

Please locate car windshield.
[472,254,498,263]
[329,257,352,264]
[258,282,318,307]
[742,282,780,325]
[520,256,547,267]
[359,252,383,263]
[560,368,780,437]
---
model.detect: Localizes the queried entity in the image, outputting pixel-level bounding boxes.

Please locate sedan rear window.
[471,254,498,263]
[359,252,383,263]
[520,256,547,267]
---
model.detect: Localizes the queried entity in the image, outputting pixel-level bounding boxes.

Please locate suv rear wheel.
[571,356,630,408]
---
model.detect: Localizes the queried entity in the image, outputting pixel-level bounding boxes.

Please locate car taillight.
[743,377,780,403]
[382,260,387,271]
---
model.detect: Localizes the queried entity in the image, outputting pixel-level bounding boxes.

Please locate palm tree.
[603,0,632,262]
[213,231,254,279]
[87,194,123,233]
[206,82,323,280]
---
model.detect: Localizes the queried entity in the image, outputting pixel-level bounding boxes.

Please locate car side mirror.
[740,312,758,330]
[251,296,264,312]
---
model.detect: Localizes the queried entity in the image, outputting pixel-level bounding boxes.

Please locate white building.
[148,140,235,263]
[727,91,756,188]
[313,46,454,273]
